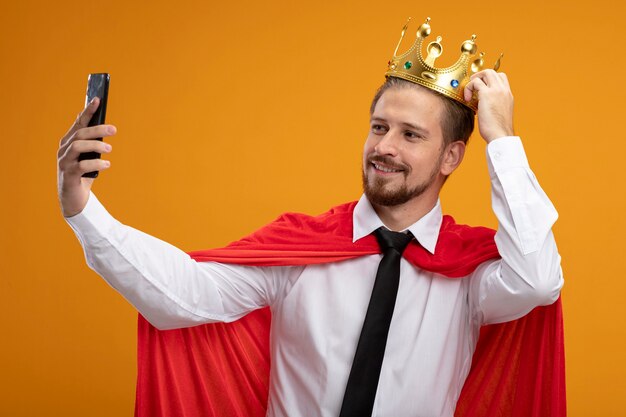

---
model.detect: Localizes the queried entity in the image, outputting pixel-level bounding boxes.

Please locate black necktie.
[339,227,414,417]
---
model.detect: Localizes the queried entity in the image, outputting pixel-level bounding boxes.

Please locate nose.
[374,130,400,156]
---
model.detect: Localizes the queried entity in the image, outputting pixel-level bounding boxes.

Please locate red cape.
[135,201,565,417]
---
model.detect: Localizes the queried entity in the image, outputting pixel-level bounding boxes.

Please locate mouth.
[369,160,405,175]
[372,162,402,174]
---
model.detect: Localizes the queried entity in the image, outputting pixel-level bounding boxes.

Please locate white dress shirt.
[65,136,563,417]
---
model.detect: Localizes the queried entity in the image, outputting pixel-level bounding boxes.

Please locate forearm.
[473,136,564,324]
[65,193,279,329]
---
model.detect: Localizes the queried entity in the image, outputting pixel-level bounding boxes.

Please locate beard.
[362,154,442,207]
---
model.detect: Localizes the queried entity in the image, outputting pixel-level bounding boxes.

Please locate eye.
[371,124,388,134]
[404,131,423,140]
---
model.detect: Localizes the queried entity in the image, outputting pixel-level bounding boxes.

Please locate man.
[58,20,563,417]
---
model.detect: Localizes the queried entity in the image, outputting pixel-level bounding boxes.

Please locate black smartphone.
[79,73,110,178]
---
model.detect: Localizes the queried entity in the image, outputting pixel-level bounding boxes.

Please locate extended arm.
[65,193,298,330]
[58,100,298,330]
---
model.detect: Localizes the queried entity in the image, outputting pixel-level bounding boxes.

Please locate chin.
[362,173,434,207]
[364,183,421,207]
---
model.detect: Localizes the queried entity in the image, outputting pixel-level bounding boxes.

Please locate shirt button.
[493,151,502,160]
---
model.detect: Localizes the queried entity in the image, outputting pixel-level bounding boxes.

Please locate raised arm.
[58,100,298,330]
[465,70,563,324]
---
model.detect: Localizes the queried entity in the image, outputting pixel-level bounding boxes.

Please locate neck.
[370,191,440,232]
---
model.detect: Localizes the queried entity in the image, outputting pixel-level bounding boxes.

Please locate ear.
[440,140,466,176]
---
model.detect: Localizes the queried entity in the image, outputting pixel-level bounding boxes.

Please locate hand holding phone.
[78,73,110,178]
[57,74,115,217]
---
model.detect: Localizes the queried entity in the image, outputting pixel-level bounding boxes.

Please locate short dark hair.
[369,77,475,145]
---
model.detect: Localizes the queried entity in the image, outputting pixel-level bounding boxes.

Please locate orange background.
[1,0,624,415]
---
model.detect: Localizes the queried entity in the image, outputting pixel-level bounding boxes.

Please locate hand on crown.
[384,17,515,144]
[464,69,515,143]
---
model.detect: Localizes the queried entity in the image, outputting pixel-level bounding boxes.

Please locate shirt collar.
[352,194,443,255]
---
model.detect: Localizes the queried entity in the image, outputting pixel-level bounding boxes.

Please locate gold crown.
[385,17,502,112]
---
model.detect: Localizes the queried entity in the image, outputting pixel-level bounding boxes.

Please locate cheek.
[363,134,379,154]
[362,137,374,160]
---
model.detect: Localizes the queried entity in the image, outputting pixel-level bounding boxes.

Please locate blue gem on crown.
[450,79,460,88]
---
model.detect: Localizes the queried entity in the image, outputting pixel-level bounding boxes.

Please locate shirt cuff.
[486,136,529,178]
[64,192,118,247]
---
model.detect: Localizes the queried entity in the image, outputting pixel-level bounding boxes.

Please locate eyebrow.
[370,117,431,136]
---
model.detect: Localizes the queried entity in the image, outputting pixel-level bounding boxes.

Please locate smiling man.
[58,18,564,417]
[363,78,468,226]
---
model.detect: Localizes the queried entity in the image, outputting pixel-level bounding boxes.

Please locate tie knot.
[374,227,413,255]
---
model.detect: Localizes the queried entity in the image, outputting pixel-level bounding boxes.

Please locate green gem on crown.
[404,61,412,69]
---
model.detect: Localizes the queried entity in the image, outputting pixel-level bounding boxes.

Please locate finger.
[498,72,510,89]
[59,153,112,178]
[58,124,116,156]
[72,124,116,142]
[470,69,501,87]
[60,97,100,146]
[74,158,111,176]
[464,77,487,102]
[59,137,112,162]
[470,69,498,81]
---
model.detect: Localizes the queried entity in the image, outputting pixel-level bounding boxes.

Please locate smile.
[372,162,403,174]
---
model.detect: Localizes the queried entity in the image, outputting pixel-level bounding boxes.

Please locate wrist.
[484,128,515,143]
[60,193,89,218]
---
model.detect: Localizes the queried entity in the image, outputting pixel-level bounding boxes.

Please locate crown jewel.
[385,17,503,112]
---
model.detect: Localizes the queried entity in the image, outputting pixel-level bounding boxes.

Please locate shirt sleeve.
[469,136,564,325]
[65,193,302,330]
